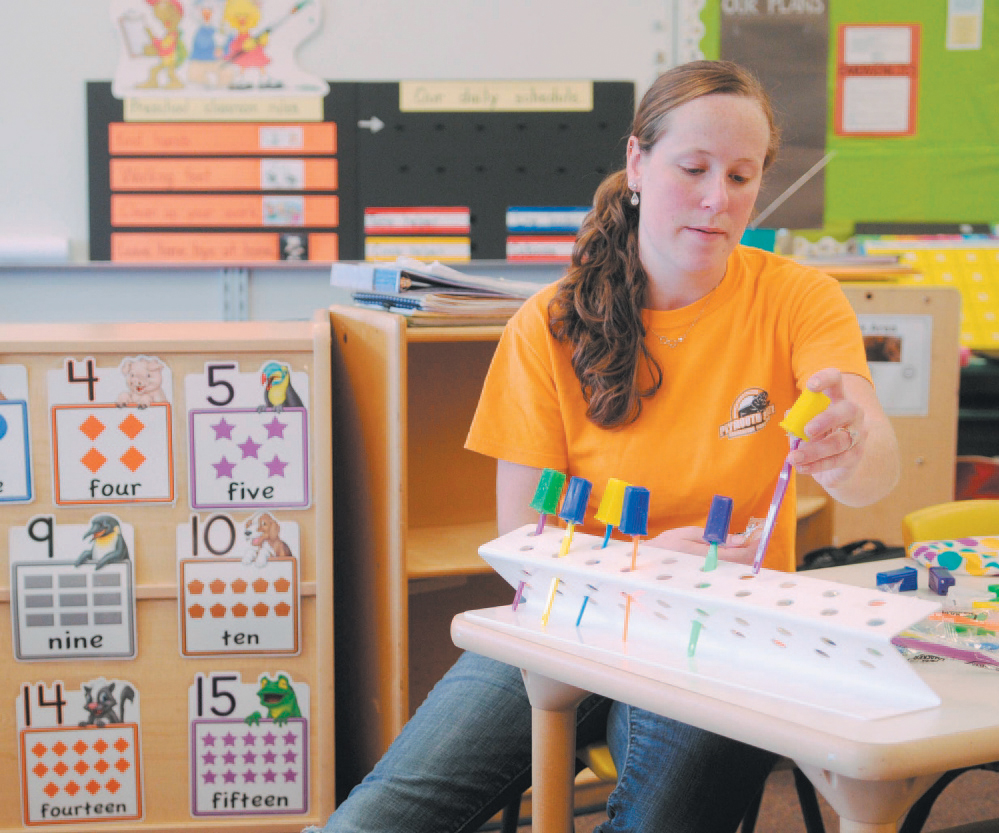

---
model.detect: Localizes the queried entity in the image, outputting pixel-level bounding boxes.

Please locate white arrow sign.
[358,116,385,134]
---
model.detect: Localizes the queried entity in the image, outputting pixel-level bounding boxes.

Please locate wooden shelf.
[407,521,499,578]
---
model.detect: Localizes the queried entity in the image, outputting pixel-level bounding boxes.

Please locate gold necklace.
[651,283,719,348]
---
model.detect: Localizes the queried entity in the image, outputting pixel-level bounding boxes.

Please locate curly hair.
[548,60,780,428]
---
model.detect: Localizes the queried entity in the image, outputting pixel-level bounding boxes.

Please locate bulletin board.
[700,0,999,228]
[87,80,634,263]
[0,315,334,832]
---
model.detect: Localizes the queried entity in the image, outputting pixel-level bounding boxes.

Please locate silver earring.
[630,190,640,207]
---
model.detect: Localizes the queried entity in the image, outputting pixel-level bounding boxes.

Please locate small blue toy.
[928,566,955,596]
[877,565,918,592]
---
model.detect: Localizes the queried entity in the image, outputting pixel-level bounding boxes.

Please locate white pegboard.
[468,524,942,720]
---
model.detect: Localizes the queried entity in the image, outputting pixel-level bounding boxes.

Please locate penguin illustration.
[75,515,130,570]
[259,362,303,412]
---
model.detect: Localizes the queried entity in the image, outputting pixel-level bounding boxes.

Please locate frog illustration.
[245,674,300,725]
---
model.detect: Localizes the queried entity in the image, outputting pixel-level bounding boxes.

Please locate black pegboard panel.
[345,81,634,260]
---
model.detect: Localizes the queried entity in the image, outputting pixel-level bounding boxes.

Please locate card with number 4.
[47,356,174,506]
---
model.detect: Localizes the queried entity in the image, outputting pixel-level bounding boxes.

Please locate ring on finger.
[837,424,859,451]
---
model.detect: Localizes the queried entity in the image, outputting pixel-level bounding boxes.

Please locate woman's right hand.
[645,524,762,566]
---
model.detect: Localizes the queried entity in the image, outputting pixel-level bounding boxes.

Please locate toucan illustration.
[75,515,130,570]
[259,361,303,412]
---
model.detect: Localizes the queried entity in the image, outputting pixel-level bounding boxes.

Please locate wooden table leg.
[521,670,588,833]
[796,762,939,833]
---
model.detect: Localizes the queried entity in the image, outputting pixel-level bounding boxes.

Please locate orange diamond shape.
[114,737,129,753]
[95,759,109,774]
[253,602,270,617]
[252,578,269,593]
[74,740,88,755]
[32,763,48,777]
[274,577,291,593]
[118,413,144,439]
[43,782,59,798]
[80,415,105,441]
[115,757,130,773]
[189,603,205,619]
[74,760,89,775]
[210,579,227,594]
[86,779,101,796]
[81,447,107,473]
[94,738,108,754]
[53,742,67,756]
[64,781,80,797]
[231,603,249,618]
[274,601,291,617]
[188,579,204,594]
[210,603,227,618]
[31,742,47,757]
[231,578,248,594]
[106,778,122,794]
[54,761,69,777]
[120,446,146,472]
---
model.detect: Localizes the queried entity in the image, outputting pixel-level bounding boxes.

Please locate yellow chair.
[902,499,999,551]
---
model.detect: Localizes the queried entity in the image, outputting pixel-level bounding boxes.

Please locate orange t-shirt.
[465,246,872,572]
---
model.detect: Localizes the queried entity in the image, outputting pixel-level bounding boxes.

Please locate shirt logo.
[719,388,775,439]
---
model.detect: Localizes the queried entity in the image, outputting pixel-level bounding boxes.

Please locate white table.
[452,558,999,833]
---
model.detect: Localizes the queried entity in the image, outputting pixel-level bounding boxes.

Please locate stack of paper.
[331,258,542,326]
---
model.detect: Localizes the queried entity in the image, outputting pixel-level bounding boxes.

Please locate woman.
[320,60,898,833]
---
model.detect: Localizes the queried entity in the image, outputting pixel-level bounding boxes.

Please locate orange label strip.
[111,232,338,262]
[111,194,338,227]
[110,158,338,191]
[109,122,336,155]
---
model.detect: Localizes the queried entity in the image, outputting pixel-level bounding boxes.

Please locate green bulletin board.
[701,0,999,227]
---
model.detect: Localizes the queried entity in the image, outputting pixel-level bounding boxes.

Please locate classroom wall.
[0,0,674,259]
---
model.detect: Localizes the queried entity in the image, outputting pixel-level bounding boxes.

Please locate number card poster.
[189,671,309,817]
[10,515,138,661]
[185,362,310,509]
[17,678,143,826]
[177,512,302,657]
[48,357,174,506]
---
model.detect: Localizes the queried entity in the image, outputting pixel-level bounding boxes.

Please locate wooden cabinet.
[329,306,512,799]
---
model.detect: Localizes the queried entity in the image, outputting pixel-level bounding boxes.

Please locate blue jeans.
[317,651,777,832]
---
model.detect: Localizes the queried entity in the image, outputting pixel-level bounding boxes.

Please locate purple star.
[283,768,298,783]
[263,769,278,783]
[265,455,288,477]
[262,731,277,746]
[242,732,256,746]
[213,456,236,478]
[282,731,297,745]
[238,436,262,458]
[212,418,235,440]
[223,769,237,784]
[202,770,217,784]
[262,750,277,764]
[202,751,216,765]
[283,749,298,763]
[243,750,257,764]
[222,732,237,747]
[264,417,287,439]
[202,732,217,746]
[243,769,257,783]
[222,750,237,765]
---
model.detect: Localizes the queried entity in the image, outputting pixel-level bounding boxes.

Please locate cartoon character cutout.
[75,513,131,570]
[241,510,292,567]
[245,673,300,725]
[117,355,169,407]
[111,0,328,98]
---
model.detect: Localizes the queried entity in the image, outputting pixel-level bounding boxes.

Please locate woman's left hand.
[787,368,871,492]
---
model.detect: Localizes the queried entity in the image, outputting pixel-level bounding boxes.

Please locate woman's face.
[626,93,770,289]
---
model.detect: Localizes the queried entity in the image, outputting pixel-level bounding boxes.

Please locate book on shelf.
[332,257,543,325]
